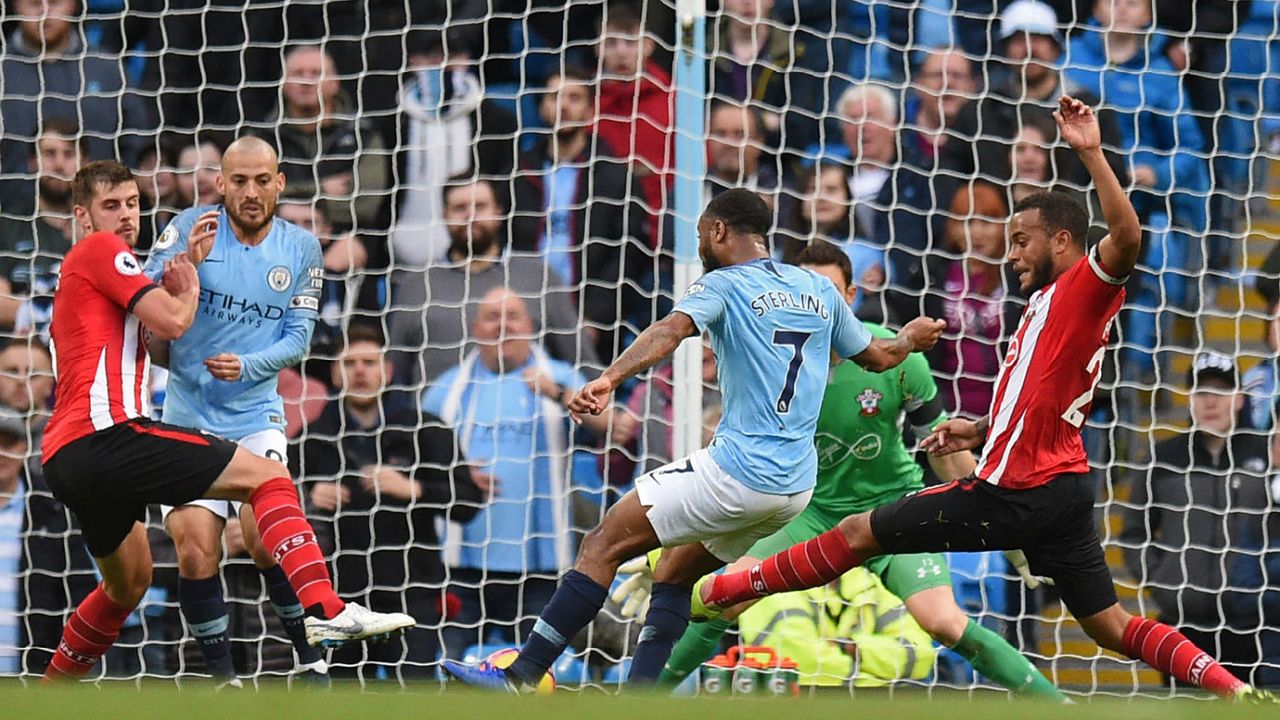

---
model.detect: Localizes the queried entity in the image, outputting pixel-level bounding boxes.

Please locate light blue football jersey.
[144,205,323,439]
[673,258,873,495]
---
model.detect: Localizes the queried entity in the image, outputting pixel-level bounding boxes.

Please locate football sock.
[178,574,237,682]
[44,584,133,681]
[261,564,324,666]
[250,477,344,619]
[951,619,1065,701]
[1122,617,1245,697]
[628,583,691,684]
[659,617,733,685]
[708,529,860,607]
[507,570,606,687]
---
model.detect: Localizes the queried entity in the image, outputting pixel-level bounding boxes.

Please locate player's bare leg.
[628,542,725,683]
[444,489,664,690]
[203,447,413,646]
[44,523,153,681]
[167,506,241,687]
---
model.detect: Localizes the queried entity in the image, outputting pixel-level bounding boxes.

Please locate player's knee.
[918,607,969,646]
[105,562,153,607]
[175,536,222,578]
[835,512,875,552]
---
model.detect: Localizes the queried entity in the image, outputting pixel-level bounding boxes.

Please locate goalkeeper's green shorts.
[744,502,952,602]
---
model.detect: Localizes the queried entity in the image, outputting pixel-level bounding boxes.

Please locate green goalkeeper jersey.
[810,324,946,515]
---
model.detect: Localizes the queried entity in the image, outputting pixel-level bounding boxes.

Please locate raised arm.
[1056,96,1142,278]
[567,312,698,419]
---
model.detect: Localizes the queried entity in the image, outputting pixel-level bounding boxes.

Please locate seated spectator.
[388,176,598,385]
[829,83,937,323]
[389,34,517,268]
[510,66,650,364]
[275,200,373,354]
[708,0,841,151]
[942,0,1126,193]
[295,324,482,680]
[0,0,149,179]
[606,341,720,485]
[1121,351,1271,686]
[704,100,778,198]
[905,48,975,161]
[423,289,609,660]
[1228,430,1280,689]
[170,136,225,210]
[1008,113,1057,205]
[0,338,54,482]
[595,1,674,231]
[735,566,937,687]
[1245,247,1280,430]
[131,142,178,251]
[255,46,390,233]
[927,182,1016,420]
[0,119,83,333]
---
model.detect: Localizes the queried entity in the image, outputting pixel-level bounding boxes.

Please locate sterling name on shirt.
[749,290,831,319]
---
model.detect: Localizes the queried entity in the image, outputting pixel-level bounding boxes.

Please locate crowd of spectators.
[1,0,1280,688]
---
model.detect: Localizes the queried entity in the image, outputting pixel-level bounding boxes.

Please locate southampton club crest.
[267,265,292,292]
[857,388,883,417]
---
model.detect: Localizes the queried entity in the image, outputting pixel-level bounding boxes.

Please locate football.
[481,648,556,695]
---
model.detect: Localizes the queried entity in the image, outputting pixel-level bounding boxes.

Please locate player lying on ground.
[620,241,1062,700]
[694,98,1276,703]
[39,161,412,682]
[442,188,946,691]
[144,136,330,687]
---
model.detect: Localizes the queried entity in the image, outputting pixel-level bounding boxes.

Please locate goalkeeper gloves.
[610,550,662,619]
[1003,549,1054,590]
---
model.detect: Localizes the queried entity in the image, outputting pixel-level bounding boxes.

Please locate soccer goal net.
[2,0,1279,696]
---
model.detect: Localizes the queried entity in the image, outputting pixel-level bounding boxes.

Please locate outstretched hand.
[1055,95,1101,153]
[920,418,984,456]
[901,316,946,353]
[567,377,615,425]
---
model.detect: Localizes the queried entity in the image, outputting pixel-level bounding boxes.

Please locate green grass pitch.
[1,682,1272,720]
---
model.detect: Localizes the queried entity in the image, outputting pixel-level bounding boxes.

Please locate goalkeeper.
[644,242,1063,700]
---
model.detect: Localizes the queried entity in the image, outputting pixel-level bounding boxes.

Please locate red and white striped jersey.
[43,232,159,460]
[975,249,1126,489]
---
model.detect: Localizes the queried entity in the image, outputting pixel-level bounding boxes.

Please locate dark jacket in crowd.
[292,392,482,593]
[510,134,650,362]
[1122,431,1272,629]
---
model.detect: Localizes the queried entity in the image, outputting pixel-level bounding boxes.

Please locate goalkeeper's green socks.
[657,617,732,686]
[951,619,1065,701]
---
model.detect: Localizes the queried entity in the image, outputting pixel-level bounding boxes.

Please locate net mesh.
[0,0,1277,695]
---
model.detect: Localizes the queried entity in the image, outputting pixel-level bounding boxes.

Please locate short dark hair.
[72,160,136,208]
[547,64,597,99]
[704,188,771,238]
[2,337,52,363]
[709,99,764,140]
[31,117,87,157]
[440,173,500,210]
[604,1,644,32]
[1012,191,1088,247]
[795,241,853,288]
[336,323,387,354]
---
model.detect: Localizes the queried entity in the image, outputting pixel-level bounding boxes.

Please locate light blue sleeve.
[142,209,199,281]
[237,234,322,383]
[671,272,728,333]
[826,281,873,358]
[552,362,586,393]
[421,369,458,418]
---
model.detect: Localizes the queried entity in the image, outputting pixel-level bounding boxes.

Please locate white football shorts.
[634,447,811,563]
